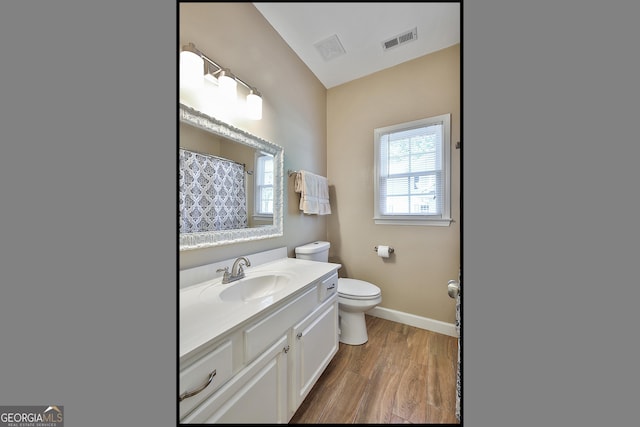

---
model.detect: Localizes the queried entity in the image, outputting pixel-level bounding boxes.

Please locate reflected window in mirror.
[255,152,274,217]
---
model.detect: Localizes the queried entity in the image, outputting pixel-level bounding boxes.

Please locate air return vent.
[382,27,418,51]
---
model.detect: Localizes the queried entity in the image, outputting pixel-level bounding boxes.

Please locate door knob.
[447,280,460,298]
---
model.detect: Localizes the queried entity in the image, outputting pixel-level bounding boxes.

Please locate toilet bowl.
[337,278,382,345]
[294,241,382,346]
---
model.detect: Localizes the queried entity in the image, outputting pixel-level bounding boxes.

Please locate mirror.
[179,103,283,250]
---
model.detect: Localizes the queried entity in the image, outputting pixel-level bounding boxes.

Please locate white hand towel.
[295,170,331,215]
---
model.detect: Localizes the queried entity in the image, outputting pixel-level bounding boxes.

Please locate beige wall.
[327,45,461,324]
[179,3,328,269]
[179,3,460,324]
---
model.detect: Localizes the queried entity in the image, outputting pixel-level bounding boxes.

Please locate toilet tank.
[295,241,330,262]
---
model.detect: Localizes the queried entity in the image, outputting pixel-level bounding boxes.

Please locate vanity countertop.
[180,257,341,360]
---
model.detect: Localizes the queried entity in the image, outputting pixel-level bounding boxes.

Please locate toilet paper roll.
[377,245,391,258]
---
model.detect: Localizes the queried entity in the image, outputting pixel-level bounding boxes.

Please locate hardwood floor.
[289,315,460,424]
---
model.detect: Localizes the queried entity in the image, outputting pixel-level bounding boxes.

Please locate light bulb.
[218,70,237,103]
[179,46,203,89]
[247,90,262,120]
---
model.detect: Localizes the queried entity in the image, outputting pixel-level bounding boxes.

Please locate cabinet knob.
[296,332,303,339]
[283,345,290,353]
[179,369,216,402]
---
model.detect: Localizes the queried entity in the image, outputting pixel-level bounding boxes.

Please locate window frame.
[253,151,274,219]
[373,113,452,226]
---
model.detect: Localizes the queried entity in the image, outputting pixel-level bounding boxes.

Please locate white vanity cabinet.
[179,268,339,424]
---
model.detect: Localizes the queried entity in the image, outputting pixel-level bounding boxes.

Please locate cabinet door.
[291,294,339,411]
[183,334,289,424]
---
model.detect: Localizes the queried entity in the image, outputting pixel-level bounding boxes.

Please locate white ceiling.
[253,3,460,89]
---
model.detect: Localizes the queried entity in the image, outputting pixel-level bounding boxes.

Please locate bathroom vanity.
[179,252,341,423]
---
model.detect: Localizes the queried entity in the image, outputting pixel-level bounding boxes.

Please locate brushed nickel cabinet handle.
[327,284,335,290]
[179,370,216,402]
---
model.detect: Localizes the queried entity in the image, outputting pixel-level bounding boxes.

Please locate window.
[374,114,452,226]
[254,152,274,216]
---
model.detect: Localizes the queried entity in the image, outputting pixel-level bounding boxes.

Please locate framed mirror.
[179,103,284,250]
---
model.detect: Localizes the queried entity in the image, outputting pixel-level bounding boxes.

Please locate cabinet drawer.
[244,286,317,363]
[318,272,338,302]
[179,340,233,419]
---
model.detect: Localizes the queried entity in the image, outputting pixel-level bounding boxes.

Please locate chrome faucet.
[217,257,251,284]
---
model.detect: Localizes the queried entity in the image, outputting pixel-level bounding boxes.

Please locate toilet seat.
[338,278,381,300]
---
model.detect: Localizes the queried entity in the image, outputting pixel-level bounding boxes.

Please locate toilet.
[295,241,382,345]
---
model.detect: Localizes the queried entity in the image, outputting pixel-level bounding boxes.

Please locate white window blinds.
[255,153,274,215]
[374,114,452,226]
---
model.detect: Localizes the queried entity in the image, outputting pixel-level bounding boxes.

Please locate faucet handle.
[216,267,230,281]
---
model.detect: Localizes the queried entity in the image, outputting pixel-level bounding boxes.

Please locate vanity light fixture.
[179,42,263,120]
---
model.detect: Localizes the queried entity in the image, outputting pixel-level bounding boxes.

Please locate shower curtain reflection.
[179,148,248,232]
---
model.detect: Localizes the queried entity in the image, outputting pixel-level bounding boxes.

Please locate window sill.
[373,217,453,227]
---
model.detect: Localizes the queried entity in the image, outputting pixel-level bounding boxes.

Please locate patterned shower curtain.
[179,148,248,232]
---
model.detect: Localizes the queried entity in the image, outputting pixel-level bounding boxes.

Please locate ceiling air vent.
[314,34,346,62]
[382,27,418,51]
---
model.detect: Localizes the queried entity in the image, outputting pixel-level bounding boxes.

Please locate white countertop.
[179,257,341,360]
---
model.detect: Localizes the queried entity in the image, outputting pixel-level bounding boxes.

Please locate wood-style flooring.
[289,315,460,424]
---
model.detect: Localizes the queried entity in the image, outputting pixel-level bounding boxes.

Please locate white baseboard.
[367,306,458,338]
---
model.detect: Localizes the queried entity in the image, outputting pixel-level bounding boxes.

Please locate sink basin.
[217,273,292,302]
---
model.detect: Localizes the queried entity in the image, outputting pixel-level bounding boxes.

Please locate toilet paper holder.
[373,246,394,254]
